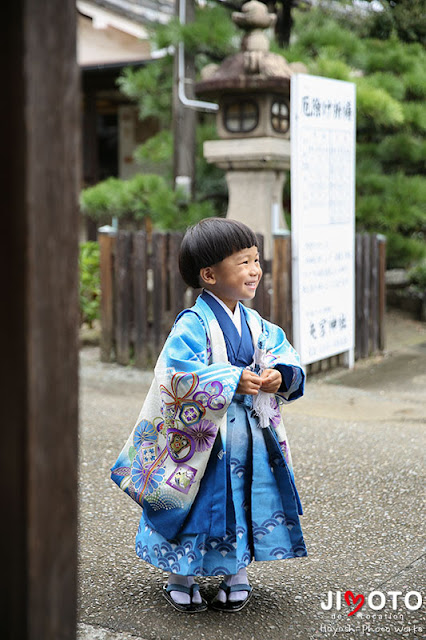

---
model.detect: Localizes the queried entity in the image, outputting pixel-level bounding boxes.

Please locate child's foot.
[163,573,207,613]
[211,567,253,612]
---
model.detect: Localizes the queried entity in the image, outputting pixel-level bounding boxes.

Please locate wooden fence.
[99,230,385,371]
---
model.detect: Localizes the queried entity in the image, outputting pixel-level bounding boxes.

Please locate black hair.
[179,217,258,289]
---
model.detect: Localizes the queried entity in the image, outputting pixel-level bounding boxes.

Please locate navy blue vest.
[200,291,254,367]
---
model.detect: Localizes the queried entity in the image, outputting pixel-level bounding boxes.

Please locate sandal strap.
[219,581,252,595]
[166,583,200,595]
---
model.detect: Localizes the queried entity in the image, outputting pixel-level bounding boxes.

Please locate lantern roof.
[195,0,301,98]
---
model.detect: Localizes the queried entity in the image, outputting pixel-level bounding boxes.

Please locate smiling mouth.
[245,282,258,288]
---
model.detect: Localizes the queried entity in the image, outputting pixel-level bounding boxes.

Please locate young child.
[111,218,307,613]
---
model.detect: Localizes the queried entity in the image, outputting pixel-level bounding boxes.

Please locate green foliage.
[133,129,173,167]
[368,0,426,45]
[80,174,174,222]
[408,259,426,294]
[376,134,426,174]
[155,5,238,58]
[80,171,216,232]
[367,72,406,101]
[402,102,426,134]
[117,56,173,127]
[280,5,426,268]
[131,119,227,209]
[310,55,351,81]
[363,38,417,75]
[385,233,426,270]
[79,242,100,328]
[355,78,405,129]
[403,63,426,100]
[79,177,130,219]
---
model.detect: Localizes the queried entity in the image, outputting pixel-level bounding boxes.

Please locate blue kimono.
[111,293,307,576]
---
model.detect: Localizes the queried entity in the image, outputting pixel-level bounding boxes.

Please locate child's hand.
[259,368,282,394]
[236,370,262,395]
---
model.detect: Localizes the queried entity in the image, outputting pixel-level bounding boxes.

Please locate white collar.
[203,289,242,336]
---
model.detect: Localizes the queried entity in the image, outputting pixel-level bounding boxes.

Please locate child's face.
[200,245,262,310]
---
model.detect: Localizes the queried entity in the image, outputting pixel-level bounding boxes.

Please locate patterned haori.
[111,293,307,574]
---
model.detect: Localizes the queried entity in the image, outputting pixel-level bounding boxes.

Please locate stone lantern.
[195,0,305,258]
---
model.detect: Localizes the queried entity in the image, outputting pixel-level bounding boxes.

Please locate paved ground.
[77,309,425,640]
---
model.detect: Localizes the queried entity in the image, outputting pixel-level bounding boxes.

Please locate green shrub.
[376,134,426,173]
[386,233,426,270]
[367,72,406,101]
[79,242,101,328]
[355,79,404,129]
[80,172,217,232]
[403,102,426,134]
[408,259,426,293]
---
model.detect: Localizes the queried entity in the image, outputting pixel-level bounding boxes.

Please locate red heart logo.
[344,590,365,616]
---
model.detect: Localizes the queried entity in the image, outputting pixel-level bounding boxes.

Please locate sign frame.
[291,74,356,367]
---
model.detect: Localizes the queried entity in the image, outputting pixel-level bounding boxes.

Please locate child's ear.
[199,266,216,285]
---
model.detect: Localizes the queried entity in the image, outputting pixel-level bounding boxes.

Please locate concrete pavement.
[77,309,425,640]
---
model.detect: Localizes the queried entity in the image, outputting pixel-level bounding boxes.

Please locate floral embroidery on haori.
[133,420,157,449]
[185,419,216,452]
[131,452,166,496]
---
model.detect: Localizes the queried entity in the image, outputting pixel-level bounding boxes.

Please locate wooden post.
[370,234,379,353]
[115,231,133,366]
[2,1,80,637]
[272,233,293,342]
[362,234,371,358]
[378,235,386,352]
[133,231,149,368]
[355,233,362,361]
[253,234,266,317]
[152,232,168,357]
[99,229,116,362]
[169,232,186,324]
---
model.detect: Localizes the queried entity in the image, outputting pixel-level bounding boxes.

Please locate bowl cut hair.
[179,217,258,289]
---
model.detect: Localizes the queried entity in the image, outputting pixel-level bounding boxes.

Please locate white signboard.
[291,74,356,366]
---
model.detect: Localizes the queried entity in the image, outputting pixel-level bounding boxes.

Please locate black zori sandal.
[210,581,253,612]
[162,583,208,613]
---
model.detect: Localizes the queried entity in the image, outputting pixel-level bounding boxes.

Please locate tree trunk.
[276,0,294,48]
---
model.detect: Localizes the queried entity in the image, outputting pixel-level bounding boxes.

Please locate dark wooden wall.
[2,1,80,638]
